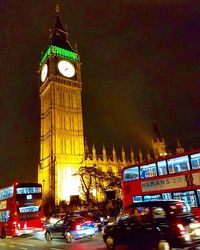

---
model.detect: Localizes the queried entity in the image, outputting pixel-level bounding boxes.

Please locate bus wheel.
[45,232,52,241]
[157,240,170,250]
[105,235,115,250]
[65,232,72,243]
[1,227,6,239]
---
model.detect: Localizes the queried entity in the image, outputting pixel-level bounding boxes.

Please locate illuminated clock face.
[41,64,48,82]
[58,60,75,78]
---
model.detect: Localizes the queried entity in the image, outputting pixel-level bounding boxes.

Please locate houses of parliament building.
[38,7,183,205]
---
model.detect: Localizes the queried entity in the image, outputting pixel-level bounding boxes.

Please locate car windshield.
[169,201,191,215]
[66,216,87,224]
[119,200,192,223]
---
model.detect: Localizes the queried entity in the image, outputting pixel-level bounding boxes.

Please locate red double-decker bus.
[0,182,44,238]
[122,149,200,216]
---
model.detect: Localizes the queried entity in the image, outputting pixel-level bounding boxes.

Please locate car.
[72,209,109,231]
[44,216,98,243]
[102,200,200,250]
[88,209,109,228]
[48,213,67,224]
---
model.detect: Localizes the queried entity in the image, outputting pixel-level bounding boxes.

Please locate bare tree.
[73,166,97,205]
[74,166,122,205]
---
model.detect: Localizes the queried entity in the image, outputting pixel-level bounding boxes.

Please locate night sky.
[1,0,200,187]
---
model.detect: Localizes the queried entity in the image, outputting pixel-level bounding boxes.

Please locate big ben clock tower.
[38,6,84,205]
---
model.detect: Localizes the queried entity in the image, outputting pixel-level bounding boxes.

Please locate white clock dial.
[58,60,75,78]
[41,64,48,82]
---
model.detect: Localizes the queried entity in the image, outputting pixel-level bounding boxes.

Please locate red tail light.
[177,223,186,235]
[13,221,20,229]
[176,202,183,208]
[76,224,81,230]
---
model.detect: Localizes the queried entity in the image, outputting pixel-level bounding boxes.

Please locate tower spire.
[92,144,97,162]
[112,145,117,162]
[84,138,89,158]
[56,4,60,14]
[153,120,162,142]
[48,5,75,52]
[130,147,135,164]
[152,120,167,158]
[102,143,107,162]
[139,148,143,163]
[122,145,126,163]
[176,138,184,154]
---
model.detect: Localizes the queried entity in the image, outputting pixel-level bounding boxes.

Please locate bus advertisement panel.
[122,149,200,216]
[0,182,44,238]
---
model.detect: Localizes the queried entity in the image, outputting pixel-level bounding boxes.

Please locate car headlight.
[50,219,54,224]
[100,217,104,222]
[183,234,191,241]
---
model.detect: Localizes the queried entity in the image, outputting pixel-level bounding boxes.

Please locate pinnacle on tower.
[84,138,89,157]
[112,145,117,162]
[102,143,107,162]
[130,147,135,164]
[122,145,126,163]
[176,139,185,154]
[146,150,151,161]
[152,120,167,159]
[153,120,162,142]
[92,144,97,162]
[139,148,143,163]
[56,4,60,13]
[48,5,75,52]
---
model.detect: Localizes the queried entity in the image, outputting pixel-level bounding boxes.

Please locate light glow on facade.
[58,166,81,202]
[38,44,84,205]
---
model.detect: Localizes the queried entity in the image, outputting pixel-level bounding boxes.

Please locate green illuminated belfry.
[40,5,79,65]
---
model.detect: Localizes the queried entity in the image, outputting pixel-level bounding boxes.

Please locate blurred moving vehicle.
[0,182,44,238]
[73,209,109,230]
[45,216,98,243]
[48,213,66,225]
[102,200,200,250]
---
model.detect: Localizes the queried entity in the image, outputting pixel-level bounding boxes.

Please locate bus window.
[173,190,198,207]
[170,201,191,214]
[0,186,14,200]
[167,156,190,174]
[123,167,139,181]
[157,160,167,176]
[16,187,42,194]
[196,190,200,208]
[140,163,157,179]
[162,193,172,200]
[191,153,200,170]
[132,196,142,203]
[0,210,10,222]
[143,194,161,201]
